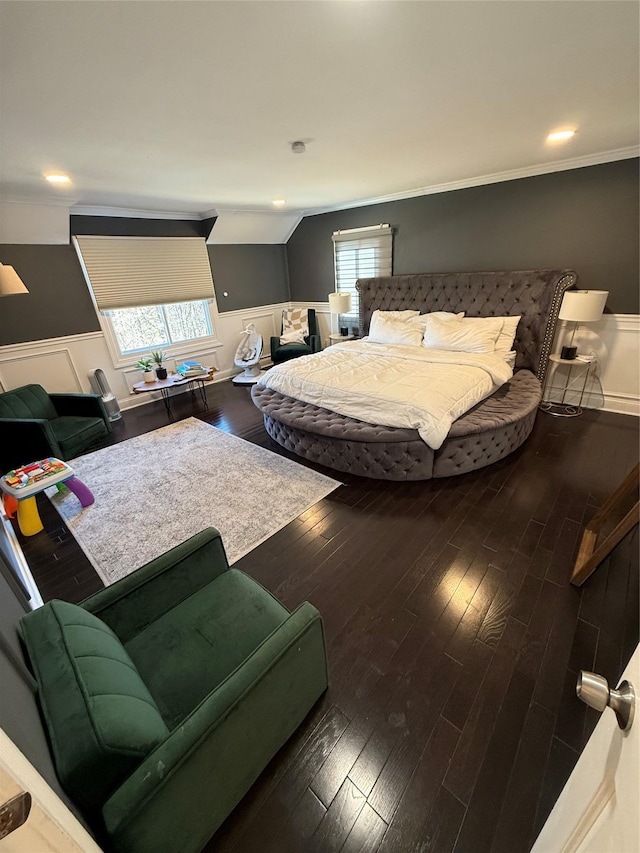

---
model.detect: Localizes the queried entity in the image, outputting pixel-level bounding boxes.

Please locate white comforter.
[258,340,513,450]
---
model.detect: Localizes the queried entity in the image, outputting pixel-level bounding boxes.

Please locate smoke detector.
[291,141,306,154]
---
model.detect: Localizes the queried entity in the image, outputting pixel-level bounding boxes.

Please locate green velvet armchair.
[0,383,111,472]
[20,527,328,853]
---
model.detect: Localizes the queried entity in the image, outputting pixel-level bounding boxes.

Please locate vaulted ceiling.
[1,1,638,218]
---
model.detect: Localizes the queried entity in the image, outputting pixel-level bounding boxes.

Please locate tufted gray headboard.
[356,269,577,384]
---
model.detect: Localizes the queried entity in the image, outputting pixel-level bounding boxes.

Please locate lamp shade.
[559,290,608,322]
[328,292,352,314]
[0,263,29,295]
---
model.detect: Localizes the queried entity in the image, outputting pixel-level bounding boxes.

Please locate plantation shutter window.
[332,224,393,327]
[74,236,215,310]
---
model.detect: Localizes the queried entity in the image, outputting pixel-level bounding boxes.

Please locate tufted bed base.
[253,370,541,480]
[252,269,576,481]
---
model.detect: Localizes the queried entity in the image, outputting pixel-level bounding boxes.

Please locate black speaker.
[561,345,577,360]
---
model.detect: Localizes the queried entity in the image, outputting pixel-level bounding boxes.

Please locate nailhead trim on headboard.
[356,269,578,380]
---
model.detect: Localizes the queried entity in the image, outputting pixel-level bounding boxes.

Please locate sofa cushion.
[21,600,169,812]
[273,342,311,361]
[0,384,58,421]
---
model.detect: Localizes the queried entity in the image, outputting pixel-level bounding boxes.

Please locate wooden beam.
[571,464,640,587]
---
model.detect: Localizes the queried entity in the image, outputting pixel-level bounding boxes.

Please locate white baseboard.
[600,391,640,417]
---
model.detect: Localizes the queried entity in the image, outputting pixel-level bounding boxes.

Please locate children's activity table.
[1,458,94,536]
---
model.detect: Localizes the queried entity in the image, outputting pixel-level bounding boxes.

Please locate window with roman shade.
[332,224,393,328]
[73,236,215,310]
[73,235,219,365]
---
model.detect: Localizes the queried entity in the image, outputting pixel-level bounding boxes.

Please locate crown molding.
[209,206,304,216]
[6,146,635,223]
[0,196,75,209]
[305,146,640,217]
[70,205,206,221]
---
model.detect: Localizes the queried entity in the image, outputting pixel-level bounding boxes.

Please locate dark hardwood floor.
[18,382,639,853]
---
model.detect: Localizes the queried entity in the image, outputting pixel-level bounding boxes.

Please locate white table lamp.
[558,289,608,359]
[328,292,352,335]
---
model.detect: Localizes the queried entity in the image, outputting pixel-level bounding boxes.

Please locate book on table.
[177,362,209,378]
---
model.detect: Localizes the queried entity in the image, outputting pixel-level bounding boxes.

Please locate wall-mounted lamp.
[0,263,29,296]
[328,292,352,336]
[558,289,608,359]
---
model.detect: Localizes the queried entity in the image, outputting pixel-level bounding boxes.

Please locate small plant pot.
[155,367,168,380]
[143,370,156,384]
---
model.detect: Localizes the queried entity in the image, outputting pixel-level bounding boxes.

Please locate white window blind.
[74,236,215,310]
[332,224,393,326]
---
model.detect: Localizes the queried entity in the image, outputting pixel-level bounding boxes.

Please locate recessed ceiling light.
[45,173,71,184]
[547,130,576,142]
[272,198,286,206]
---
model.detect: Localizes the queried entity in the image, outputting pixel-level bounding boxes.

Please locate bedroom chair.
[270,307,321,364]
[19,527,328,853]
[0,383,111,472]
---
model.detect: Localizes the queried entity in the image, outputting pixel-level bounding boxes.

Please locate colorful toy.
[1,457,94,537]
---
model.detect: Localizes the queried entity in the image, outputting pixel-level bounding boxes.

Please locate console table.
[133,370,215,414]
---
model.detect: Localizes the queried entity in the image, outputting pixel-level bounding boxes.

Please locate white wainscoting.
[546,314,639,416]
[0,303,289,411]
[1,309,637,417]
[0,347,83,393]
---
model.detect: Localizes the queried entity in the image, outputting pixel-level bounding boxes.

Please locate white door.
[0,727,102,852]
[532,644,639,853]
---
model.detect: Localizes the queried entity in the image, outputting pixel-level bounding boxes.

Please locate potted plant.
[151,350,168,381]
[136,357,156,384]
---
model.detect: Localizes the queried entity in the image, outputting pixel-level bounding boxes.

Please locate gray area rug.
[46,417,341,585]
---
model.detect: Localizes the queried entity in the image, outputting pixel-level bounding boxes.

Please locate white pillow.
[417,311,465,322]
[503,350,517,369]
[368,313,424,347]
[494,315,521,353]
[279,329,306,345]
[371,309,420,322]
[423,315,504,353]
[415,310,464,330]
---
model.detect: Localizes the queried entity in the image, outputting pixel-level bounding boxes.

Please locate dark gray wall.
[0,224,287,346]
[0,245,101,345]
[207,244,289,312]
[287,158,640,314]
[70,215,216,238]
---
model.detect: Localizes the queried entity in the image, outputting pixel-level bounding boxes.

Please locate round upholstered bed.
[252,269,577,480]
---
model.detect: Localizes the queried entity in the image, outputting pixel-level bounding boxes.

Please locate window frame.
[332,224,393,332]
[105,300,215,357]
[96,298,222,370]
[72,235,223,369]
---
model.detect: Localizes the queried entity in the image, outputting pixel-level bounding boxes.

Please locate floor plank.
[14,382,639,852]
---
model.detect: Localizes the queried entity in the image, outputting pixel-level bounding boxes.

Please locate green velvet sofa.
[20,527,328,853]
[0,383,111,472]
